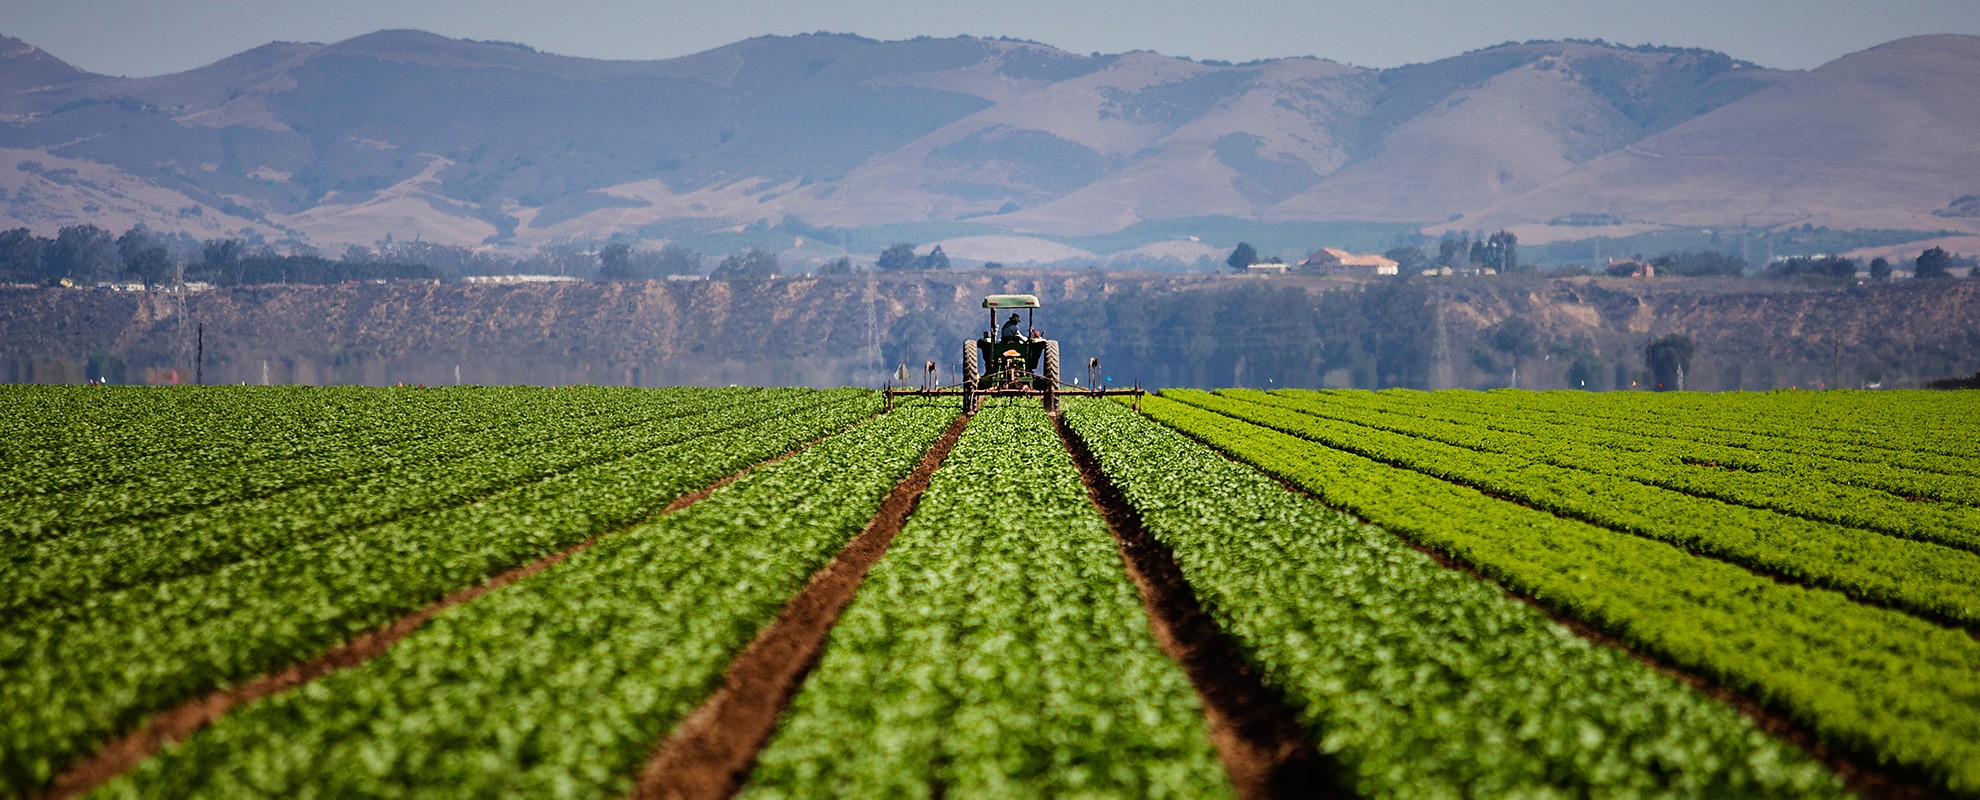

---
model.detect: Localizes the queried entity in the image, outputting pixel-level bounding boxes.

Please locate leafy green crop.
[1407,387,1980,467]
[1140,392,1980,796]
[1,387,879,797]
[91,400,957,799]
[1062,397,1842,798]
[1283,388,1980,547]
[1,386,732,540]
[1382,388,1980,489]
[745,400,1229,799]
[0,389,847,621]
[1183,389,1980,627]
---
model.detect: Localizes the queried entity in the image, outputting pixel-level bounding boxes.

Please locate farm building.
[1299,248,1399,275]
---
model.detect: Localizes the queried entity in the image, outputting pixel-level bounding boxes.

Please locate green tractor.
[965,293,1058,394]
[886,293,1141,413]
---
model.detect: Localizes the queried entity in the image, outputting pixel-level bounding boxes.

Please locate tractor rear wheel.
[1041,339,1060,387]
[1041,339,1061,411]
[962,340,981,388]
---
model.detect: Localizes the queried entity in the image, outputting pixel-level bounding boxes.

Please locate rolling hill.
[0,29,1975,258]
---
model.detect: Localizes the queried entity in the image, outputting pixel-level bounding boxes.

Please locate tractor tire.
[1041,339,1061,387]
[962,340,981,388]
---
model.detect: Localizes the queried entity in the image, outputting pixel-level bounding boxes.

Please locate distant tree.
[1869,256,1892,282]
[1468,238,1488,270]
[817,256,857,276]
[341,244,377,263]
[124,247,173,289]
[1916,246,1954,279]
[1383,246,1427,270]
[653,243,703,276]
[1645,333,1695,391]
[916,245,950,270]
[982,261,1005,270]
[47,225,117,282]
[877,243,919,272]
[1563,353,1603,390]
[1437,237,1461,268]
[595,243,638,280]
[1487,315,1539,386]
[1226,242,1258,272]
[1766,255,1856,282]
[115,226,157,265]
[200,238,247,279]
[1652,250,1746,277]
[710,248,778,280]
[1482,230,1520,272]
[0,228,47,284]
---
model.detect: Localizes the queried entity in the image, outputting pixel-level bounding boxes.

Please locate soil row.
[631,411,971,800]
[1054,414,1341,800]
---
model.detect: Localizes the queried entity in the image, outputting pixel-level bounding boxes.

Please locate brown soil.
[1054,415,1346,800]
[631,411,971,800]
[33,419,864,800]
[1172,426,1949,800]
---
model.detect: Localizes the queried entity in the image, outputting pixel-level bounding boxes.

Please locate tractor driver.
[1000,312,1023,342]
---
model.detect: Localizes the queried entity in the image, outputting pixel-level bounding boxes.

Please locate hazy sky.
[7,0,1980,77]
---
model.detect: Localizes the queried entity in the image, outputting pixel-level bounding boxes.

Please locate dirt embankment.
[1,274,1974,390]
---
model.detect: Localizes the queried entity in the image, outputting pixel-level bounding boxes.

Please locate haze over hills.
[1,29,1976,261]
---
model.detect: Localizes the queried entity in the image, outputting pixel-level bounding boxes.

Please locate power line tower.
[1432,300,1453,390]
[864,270,881,383]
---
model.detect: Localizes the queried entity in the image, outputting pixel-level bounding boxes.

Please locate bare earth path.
[630,412,970,800]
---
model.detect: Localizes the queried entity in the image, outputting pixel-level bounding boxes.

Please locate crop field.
[2,384,1976,799]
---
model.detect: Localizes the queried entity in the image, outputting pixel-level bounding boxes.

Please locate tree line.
[0,224,985,288]
[0,225,441,288]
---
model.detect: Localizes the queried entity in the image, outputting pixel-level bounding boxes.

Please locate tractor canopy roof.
[982,294,1040,309]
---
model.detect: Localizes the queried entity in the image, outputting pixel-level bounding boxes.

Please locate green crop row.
[0,386,433,494]
[91,401,957,799]
[1139,393,1980,796]
[1177,390,1980,629]
[1061,397,1841,798]
[1435,389,1980,466]
[745,400,1229,799]
[0,386,734,538]
[1353,388,1980,507]
[0,389,882,797]
[0,386,660,503]
[2,388,850,620]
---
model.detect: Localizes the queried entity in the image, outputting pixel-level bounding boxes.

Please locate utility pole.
[1432,301,1452,389]
[866,270,880,384]
[195,322,204,385]
[1832,337,1842,390]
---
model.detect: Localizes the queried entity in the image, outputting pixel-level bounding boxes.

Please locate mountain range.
[2,29,1976,262]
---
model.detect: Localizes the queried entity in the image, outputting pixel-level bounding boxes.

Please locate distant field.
[3,385,1975,798]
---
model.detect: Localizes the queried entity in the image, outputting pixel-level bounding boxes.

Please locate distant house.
[1299,248,1399,275]
[463,274,583,285]
[1245,261,1289,274]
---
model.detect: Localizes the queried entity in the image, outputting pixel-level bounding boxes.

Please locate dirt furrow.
[1160,422,1945,800]
[33,415,872,800]
[631,411,971,800]
[1054,414,1343,800]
